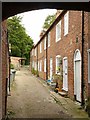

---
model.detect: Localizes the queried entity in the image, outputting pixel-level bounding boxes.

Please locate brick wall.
[38,39,46,79]
[47,11,83,100]
[83,12,89,99]
[1,20,8,118]
[88,13,90,97]
[30,10,89,102]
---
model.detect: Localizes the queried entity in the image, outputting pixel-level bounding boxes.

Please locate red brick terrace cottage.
[30,10,90,106]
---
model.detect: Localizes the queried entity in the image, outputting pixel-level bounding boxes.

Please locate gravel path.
[7,67,89,119]
[7,67,72,119]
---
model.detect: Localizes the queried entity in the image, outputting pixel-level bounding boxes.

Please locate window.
[88,49,90,83]
[44,58,46,72]
[56,21,61,42]
[40,60,42,72]
[35,62,37,70]
[38,61,40,71]
[32,61,34,68]
[40,42,42,53]
[64,12,69,36]
[48,32,50,47]
[56,55,61,74]
[44,37,46,50]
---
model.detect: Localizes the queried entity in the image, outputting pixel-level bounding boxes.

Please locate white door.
[74,50,81,102]
[75,61,81,102]
[50,58,53,81]
[63,57,68,91]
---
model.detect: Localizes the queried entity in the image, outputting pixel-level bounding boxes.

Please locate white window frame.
[40,60,42,72]
[40,42,42,53]
[56,20,61,42]
[56,55,61,75]
[44,58,46,72]
[44,37,46,50]
[88,49,90,83]
[34,62,37,70]
[48,32,50,47]
[64,11,69,36]
[38,61,40,71]
[32,61,34,69]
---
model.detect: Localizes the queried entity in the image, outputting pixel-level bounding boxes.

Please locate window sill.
[64,33,68,37]
[56,38,61,42]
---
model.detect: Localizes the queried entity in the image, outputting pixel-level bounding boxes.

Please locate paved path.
[7,67,90,119]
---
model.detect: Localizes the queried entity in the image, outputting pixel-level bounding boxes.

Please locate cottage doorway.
[50,58,53,81]
[63,57,68,91]
[74,49,81,102]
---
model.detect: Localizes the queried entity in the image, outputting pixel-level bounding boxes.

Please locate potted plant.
[53,74,63,92]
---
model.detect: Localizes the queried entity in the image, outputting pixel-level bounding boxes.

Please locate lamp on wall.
[76,35,78,43]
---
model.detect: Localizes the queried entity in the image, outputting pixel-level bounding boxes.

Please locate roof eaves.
[34,10,67,48]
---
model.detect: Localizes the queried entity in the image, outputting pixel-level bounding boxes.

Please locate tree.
[42,14,56,31]
[7,15,34,65]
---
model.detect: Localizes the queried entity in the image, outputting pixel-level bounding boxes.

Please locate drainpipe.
[46,34,48,80]
[7,30,11,92]
[9,56,11,92]
[81,11,84,106]
[5,29,9,116]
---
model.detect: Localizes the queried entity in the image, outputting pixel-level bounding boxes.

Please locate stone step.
[58,91,68,97]
[50,82,56,86]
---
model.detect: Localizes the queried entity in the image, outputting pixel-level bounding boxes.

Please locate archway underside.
[2,2,90,20]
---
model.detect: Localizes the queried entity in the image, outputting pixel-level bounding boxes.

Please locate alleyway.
[7,67,89,119]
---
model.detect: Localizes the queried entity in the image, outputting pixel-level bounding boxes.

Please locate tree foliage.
[7,15,34,65]
[42,14,56,31]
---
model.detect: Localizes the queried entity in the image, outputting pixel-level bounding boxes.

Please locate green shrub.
[10,64,14,69]
[35,70,39,77]
[31,68,35,75]
[31,68,39,77]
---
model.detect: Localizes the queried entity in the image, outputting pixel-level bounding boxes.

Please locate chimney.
[39,30,45,39]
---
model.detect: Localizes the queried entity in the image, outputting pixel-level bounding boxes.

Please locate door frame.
[74,49,81,102]
[63,57,68,91]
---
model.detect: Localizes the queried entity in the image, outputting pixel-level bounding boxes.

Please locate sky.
[17,9,57,44]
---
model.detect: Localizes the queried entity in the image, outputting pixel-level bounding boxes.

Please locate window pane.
[64,12,69,36]
[44,58,46,72]
[56,21,61,42]
[48,32,50,47]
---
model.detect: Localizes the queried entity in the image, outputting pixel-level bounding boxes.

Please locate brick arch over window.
[2,2,90,20]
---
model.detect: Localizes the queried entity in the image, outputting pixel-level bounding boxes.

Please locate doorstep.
[58,91,68,97]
